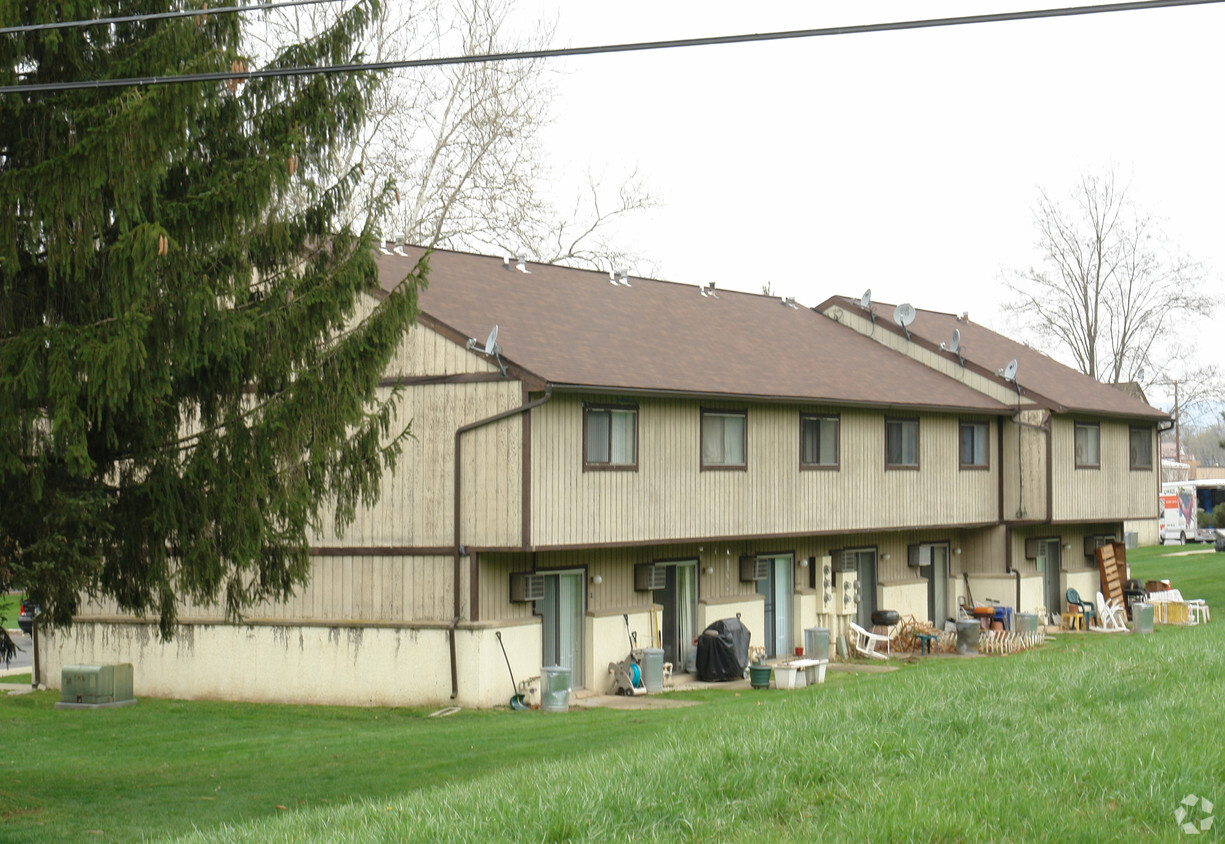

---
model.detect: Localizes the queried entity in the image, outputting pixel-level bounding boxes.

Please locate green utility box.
[61,664,134,705]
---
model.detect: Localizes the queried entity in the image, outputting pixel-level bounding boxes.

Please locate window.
[701,410,746,468]
[1074,422,1100,468]
[1129,426,1153,470]
[959,420,989,469]
[885,417,919,468]
[800,414,839,468]
[584,404,637,469]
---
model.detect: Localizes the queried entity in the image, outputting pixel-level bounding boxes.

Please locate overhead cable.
[1,0,1222,95]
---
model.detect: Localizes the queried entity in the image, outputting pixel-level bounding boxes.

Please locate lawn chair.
[848,621,891,659]
[1091,591,1128,633]
[1066,588,1097,628]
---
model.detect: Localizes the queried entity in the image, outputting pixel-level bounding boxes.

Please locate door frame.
[1034,537,1063,618]
[913,541,951,627]
[536,567,587,688]
[756,552,795,658]
[651,557,700,667]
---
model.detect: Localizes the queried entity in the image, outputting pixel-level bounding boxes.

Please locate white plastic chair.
[1091,591,1128,632]
[848,621,891,659]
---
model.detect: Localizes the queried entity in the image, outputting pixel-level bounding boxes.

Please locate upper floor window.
[1074,422,1100,468]
[800,414,839,469]
[701,409,746,469]
[885,417,919,469]
[959,420,989,469]
[584,404,637,470]
[1129,426,1153,470]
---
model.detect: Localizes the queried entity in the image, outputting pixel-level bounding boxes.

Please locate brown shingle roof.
[819,297,1168,421]
[376,247,1009,414]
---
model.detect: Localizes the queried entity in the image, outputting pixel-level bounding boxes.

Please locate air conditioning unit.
[1084,535,1115,556]
[831,549,857,573]
[634,563,666,592]
[739,555,768,582]
[509,572,545,602]
[59,663,134,706]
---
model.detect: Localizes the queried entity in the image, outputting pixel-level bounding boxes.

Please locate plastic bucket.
[641,648,664,692]
[541,665,571,712]
[805,627,831,660]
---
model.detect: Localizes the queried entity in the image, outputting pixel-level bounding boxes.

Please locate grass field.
[0,594,20,630]
[2,544,1220,843]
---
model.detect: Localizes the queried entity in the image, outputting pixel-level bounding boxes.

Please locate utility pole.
[1173,381,1181,465]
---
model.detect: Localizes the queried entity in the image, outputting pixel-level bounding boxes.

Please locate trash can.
[1014,613,1038,635]
[1131,602,1154,634]
[641,647,664,692]
[541,665,571,712]
[955,619,980,655]
[805,627,831,660]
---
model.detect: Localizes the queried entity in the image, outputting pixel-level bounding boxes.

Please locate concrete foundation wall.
[880,579,930,625]
[964,573,1044,615]
[39,620,541,709]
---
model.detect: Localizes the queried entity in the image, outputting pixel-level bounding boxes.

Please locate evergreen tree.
[0,0,421,647]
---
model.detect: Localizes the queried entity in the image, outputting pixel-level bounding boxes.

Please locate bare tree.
[252,0,657,271]
[1005,168,1215,387]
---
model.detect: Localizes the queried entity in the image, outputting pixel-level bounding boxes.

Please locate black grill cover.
[696,617,751,682]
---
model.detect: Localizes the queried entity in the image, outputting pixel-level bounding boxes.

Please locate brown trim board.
[311,546,454,557]
[493,520,1000,555]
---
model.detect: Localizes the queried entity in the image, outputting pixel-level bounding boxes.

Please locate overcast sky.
[507,0,1223,415]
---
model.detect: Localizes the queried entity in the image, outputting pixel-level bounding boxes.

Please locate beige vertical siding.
[1001,412,1049,522]
[1007,523,1121,577]
[1051,417,1157,521]
[76,553,464,624]
[348,296,500,379]
[530,394,998,547]
[476,526,1008,624]
[309,378,524,549]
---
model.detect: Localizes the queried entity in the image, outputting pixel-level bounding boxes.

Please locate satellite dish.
[1000,359,1019,382]
[483,324,500,356]
[859,289,872,310]
[940,328,961,353]
[892,303,916,339]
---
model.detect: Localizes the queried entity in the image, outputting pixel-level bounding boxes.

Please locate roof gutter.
[450,385,553,699]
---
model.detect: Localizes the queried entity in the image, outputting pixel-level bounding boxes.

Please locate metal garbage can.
[805,627,831,660]
[1131,602,1154,634]
[541,665,571,712]
[641,648,664,692]
[955,619,980,655]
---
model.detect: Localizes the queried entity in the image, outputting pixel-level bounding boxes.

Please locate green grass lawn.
[0,594,21,630]
[2,544,1220,843]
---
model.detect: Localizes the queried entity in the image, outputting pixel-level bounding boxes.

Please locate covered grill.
[696,617,752,682]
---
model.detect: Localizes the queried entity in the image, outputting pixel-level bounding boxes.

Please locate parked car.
[18,600,38,634]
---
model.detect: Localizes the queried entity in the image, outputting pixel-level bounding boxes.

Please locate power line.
[2,0,1222,95]
[0,0,345,36]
